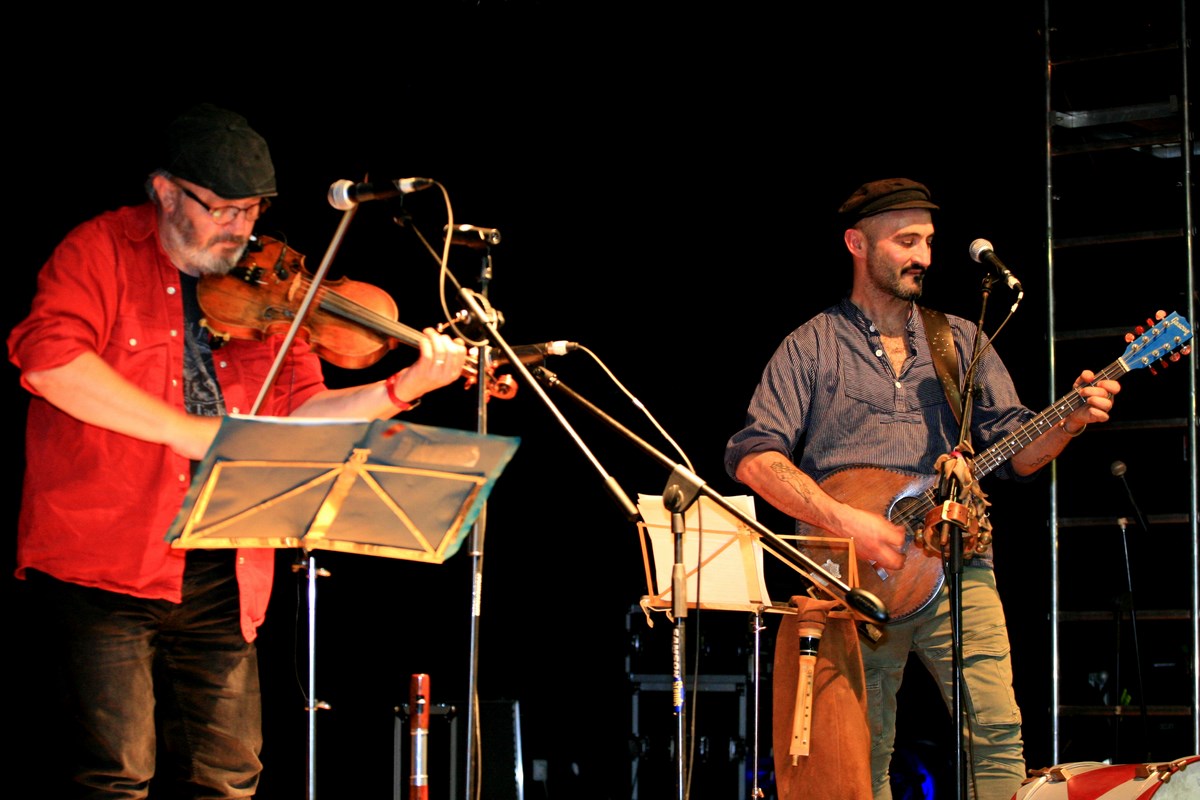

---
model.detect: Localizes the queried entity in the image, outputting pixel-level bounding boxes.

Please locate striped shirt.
[724,297,1036,566]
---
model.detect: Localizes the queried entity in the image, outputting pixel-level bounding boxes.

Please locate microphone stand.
[664,479,700,800]
[453,283,644,799]
[937,274,995,800]
[1112,462,1152,760]
[464,242,495,800]
[401,213,516,800]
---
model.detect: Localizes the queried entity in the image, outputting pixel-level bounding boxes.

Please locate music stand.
[636,493,776,614]
[633,493,867,800]
[633,493,785,800]
[166,413,520,799]
[168,415,519,559]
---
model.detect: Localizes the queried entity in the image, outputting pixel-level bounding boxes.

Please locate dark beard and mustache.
[866,250,925,302]
[160,196,249,276]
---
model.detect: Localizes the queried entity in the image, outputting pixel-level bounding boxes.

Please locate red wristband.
[385,374,421,411]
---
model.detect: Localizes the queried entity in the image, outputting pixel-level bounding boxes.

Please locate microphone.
[490,340,579,368]
[444,224,501,249]
[1111,459,1151,533]
[327,177,434,210]
[969,239,1023,292]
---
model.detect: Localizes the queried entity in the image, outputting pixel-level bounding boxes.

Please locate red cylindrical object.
[409,674,430,800]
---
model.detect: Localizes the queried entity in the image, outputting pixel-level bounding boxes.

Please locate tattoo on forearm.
[1029,454,1054,468]
[769,461,813,503]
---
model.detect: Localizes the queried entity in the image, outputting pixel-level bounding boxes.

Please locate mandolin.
[799,311,1192,624]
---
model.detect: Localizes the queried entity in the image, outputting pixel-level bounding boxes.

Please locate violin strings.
[297,275,424,347]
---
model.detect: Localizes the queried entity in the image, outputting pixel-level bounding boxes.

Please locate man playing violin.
[7,103,466,798]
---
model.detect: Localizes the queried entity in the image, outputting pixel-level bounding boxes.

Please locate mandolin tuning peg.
[1124,332,1136,343]
[1134,325,1146,336]
[1154,310,1166,321]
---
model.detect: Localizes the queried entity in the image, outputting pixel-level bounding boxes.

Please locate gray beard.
[160,202,248,276]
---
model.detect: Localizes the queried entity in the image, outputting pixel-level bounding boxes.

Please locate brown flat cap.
[838,178,938,219]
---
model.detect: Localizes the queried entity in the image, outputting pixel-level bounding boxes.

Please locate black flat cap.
[164,103,277,199]
[838,178,938,220]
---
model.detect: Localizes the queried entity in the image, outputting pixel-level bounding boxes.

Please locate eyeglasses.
[173,180,271,224]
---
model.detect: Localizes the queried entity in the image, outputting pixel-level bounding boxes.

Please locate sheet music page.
[636,493,771,610]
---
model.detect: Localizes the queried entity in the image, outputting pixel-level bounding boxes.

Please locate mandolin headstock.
[1121,310,1192,376]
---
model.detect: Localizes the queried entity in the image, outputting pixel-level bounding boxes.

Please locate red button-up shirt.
[9,203,327,641]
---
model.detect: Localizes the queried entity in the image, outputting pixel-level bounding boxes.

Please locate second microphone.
[328,177,434,210]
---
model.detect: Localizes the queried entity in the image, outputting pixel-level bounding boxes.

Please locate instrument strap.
[917,305,964,427]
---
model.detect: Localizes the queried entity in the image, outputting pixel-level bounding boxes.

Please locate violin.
[196,236,516,400]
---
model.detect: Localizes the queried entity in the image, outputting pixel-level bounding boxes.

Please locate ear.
[152,174,180,213]
[843,227,865,256]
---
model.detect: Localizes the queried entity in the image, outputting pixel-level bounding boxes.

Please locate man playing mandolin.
[7,103,467,798]
[724,178,1120,800]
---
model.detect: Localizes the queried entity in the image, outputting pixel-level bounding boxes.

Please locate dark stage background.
[6,5,1192,799]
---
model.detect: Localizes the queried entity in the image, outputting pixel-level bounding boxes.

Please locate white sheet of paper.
[636,493,771,609]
